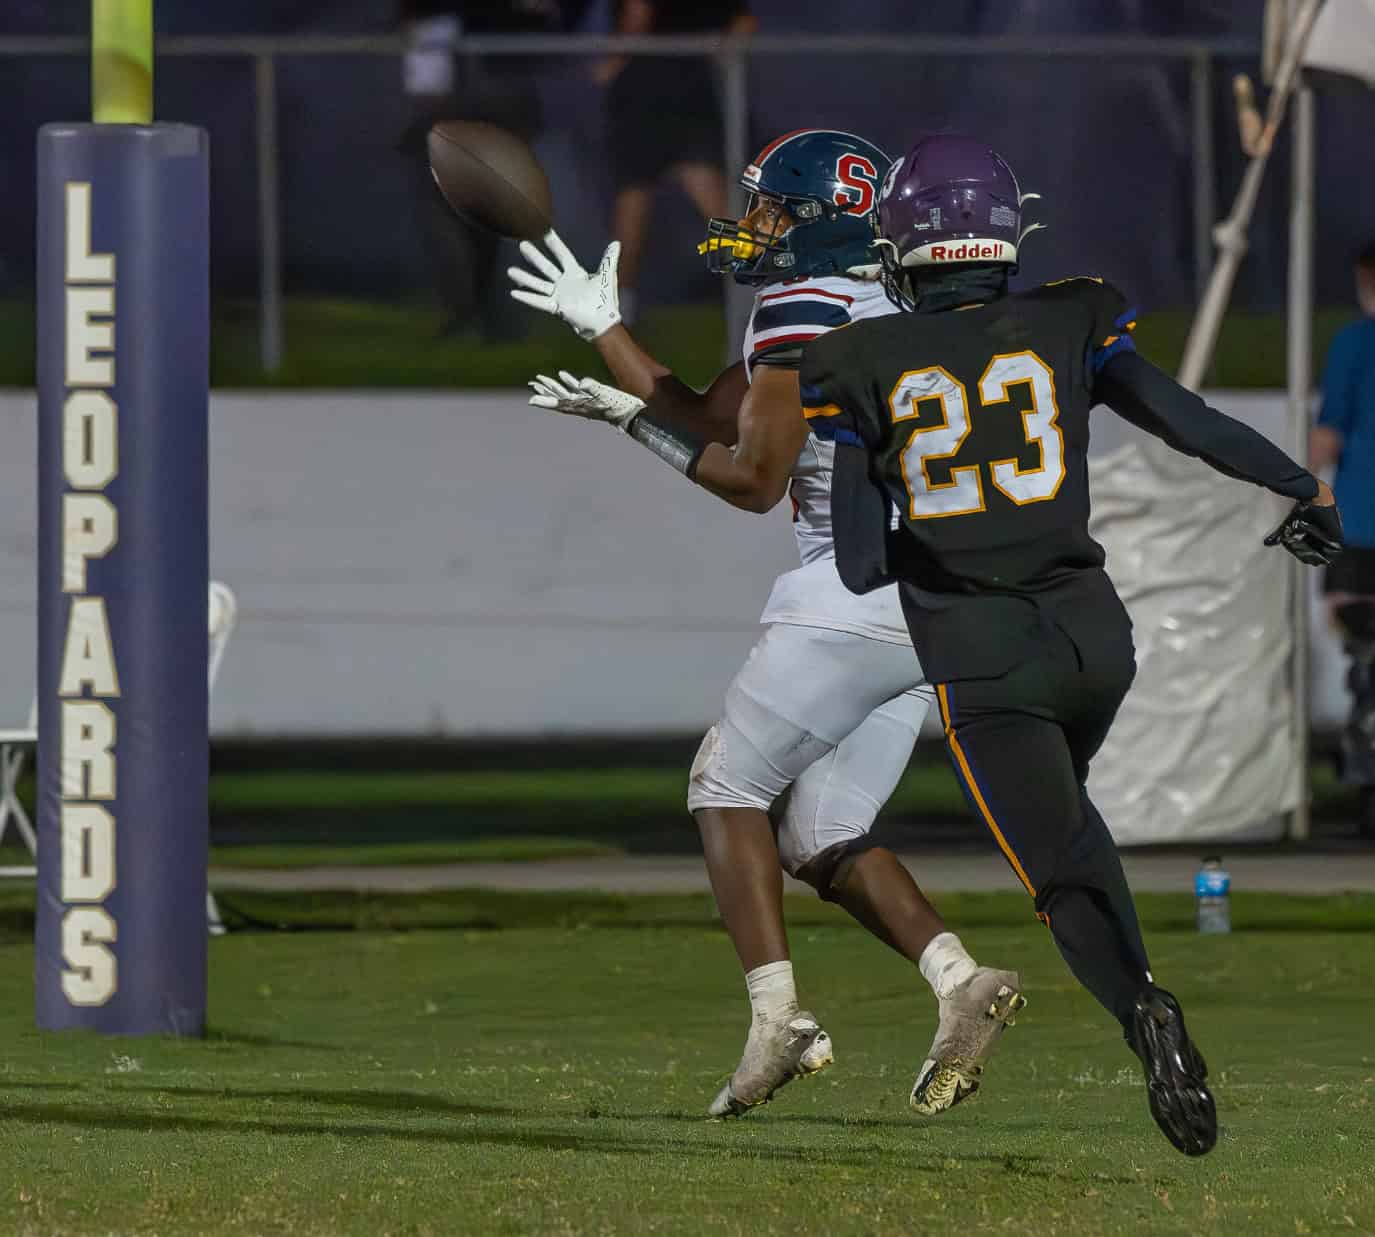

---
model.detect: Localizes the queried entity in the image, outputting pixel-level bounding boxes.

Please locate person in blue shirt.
[1311,242,1375,835]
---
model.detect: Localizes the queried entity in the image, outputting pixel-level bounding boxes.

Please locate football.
[426,120,553,241]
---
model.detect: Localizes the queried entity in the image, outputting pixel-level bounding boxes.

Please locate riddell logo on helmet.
[912,239,1015,265]
[931,242,1006,260]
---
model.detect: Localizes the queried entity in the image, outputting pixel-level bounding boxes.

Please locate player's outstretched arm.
[1097,351,1318,497]
[1096,350,1342,563]
[691,367,809,513]
[506,229,681,389]
[508,229,667,394]
[509,229,745,443]
[527,365,807,515]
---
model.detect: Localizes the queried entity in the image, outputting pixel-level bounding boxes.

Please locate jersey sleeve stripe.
[751,330,823,356]
[758,286,856,306]
[751,300,851,334]
[1090,333,1136,373]
[801,400,845,421]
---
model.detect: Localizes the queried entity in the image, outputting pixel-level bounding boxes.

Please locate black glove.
[1263,500,1345,566]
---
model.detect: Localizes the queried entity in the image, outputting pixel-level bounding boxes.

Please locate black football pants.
[935,622,1151,1032]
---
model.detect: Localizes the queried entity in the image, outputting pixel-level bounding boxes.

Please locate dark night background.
[2,2,1372,316]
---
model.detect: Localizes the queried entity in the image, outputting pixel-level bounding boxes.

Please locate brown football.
[427,120,552,241]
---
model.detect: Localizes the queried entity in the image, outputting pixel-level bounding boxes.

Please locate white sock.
[744,960,797,1027]
[919,932,979,1000]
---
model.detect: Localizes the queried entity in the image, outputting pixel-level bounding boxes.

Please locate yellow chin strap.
[697,229,761,261]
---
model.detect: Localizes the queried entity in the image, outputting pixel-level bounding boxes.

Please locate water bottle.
[1195,856,1231,934]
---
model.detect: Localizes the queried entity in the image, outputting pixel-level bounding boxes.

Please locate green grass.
[207,760,1359,821]
[0,296,1359,389]
[0,834,637,875]
[1130,307,1356,390]
[207,835,621,870]
[0,891,1371,1235]
[3,761,973,864]
[0,298,729,392]
[3,887,1367,938]
[1,757,1359,870]
[206,764,970,818]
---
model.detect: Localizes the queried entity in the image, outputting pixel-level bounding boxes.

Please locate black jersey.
[800,276,1319,681]
[801,277,1136,594]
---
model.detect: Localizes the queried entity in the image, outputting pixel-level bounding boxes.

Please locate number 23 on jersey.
[891,350,1065,519]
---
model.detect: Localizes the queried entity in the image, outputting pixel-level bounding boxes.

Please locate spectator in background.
[398,1,565,339]
[597,0,757,325]
[1311,242,1375,836]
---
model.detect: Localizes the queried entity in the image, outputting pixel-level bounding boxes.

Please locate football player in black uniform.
[510,131,1027,1120]
[800,135,1344,1157]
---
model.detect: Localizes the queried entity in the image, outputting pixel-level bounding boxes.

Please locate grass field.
[201,762,969,845]
[0,754,1362,873]
[0,298,729,393]
[1,890,1372,1236]
[0,297,1360,389]
[0,754,1363,872]
[0,760,975,870]
[207,836,623,870]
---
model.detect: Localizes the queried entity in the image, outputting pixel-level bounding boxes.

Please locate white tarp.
[0,390,797,738]
[1304,0,1375,87]
[1086,396,1302,844]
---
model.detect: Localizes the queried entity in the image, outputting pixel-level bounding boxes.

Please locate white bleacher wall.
[0,389,1349,737]
[0,390,794,736]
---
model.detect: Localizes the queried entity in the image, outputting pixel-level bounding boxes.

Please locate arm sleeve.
[798,331,893,593]
[829,441,895,594]
[797,330,873,447]
[1085,279,1139,377]
[1096,350,1319,501]
[1317,327,1359,437]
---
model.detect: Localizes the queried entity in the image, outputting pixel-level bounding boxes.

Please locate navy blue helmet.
[700,129,891,285]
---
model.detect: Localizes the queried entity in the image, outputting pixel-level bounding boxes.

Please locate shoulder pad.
[1040,275,1105,290]
[749,284,855,359]
[755,281,859,310]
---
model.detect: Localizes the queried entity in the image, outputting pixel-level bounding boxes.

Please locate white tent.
[1305,0,1375,87]
[1087,0,1373,843]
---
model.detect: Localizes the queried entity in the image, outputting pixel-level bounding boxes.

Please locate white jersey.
[742,275,911,645]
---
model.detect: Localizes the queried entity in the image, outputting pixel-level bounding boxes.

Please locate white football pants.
[687,623,934,875]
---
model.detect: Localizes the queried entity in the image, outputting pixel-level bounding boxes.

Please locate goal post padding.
[35,124,210,1035]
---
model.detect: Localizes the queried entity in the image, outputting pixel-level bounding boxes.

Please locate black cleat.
[1128,987,1217,1156]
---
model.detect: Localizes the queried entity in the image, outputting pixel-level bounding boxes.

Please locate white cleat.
[910,967,1025,1116]
[708,1011,833,1118]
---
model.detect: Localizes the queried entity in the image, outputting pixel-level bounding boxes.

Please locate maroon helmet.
[875,135,1042,280]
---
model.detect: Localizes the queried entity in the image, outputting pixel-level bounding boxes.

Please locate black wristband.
[627,411,708,479]
[750,344,804,370]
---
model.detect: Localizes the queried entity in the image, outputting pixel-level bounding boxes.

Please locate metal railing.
[2,32,1260,372]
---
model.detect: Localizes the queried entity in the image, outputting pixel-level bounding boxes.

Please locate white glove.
[508,229,622,341]
[528,371,645,432]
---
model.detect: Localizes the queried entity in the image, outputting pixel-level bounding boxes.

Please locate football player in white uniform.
[508,129,1024,1118]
